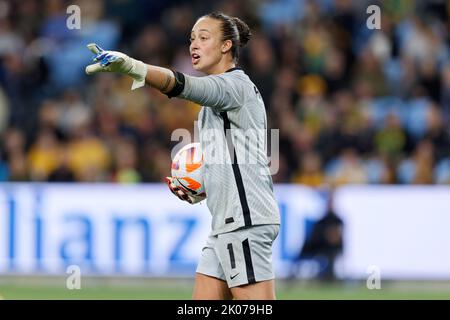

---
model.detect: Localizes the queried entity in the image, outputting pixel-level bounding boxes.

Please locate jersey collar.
[225,67,242,73]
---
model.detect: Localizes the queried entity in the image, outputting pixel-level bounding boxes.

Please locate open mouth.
[191,53,200,65]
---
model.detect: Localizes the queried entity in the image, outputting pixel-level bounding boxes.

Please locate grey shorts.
[196,224,279,288]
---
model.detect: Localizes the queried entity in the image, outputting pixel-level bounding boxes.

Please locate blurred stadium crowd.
[0,0,449,185]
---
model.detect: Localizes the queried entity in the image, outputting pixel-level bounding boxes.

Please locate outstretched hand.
[85,43,147,90]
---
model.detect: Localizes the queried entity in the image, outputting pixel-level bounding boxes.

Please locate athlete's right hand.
[165,176,194,204]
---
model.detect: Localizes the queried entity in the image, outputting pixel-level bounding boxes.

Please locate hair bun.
[232,17,252,47]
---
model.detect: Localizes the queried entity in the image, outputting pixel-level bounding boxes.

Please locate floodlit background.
[0,0,450,299]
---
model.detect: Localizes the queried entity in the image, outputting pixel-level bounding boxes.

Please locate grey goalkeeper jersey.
[169,68,280,235]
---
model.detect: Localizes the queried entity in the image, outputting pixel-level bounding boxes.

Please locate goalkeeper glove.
[165,177,204,205]
[85,43,147,90]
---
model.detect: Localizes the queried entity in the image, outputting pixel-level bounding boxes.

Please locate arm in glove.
[85,43,178,93]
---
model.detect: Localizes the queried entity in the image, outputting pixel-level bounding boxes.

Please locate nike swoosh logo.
[230,273,239,280]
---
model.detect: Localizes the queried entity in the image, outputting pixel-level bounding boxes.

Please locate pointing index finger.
[87,43,104,55]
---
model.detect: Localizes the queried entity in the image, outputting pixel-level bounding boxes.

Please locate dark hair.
[204,12,252,62]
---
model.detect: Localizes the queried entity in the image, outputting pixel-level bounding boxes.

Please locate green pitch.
[0,277,449,300]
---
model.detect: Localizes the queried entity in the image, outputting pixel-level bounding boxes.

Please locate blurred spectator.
[28,128,61,180]
[8,151,30,181]
[364,154,393,184]
[140,142,171,182]
[292,152,324,187]
[322,48,349,95]
[374,113,407,158]
[58,89,92,136]
[327,148,368,185]
[417,57,441,103]
[295,74,327,136]
[424,105,450,161]
[293,190,344,281]
[401,16,447,64]
[0,0,448,185]
[3,127,26,157]
[314,109,340,164]
[352,48,388,97]
[397,140,435,184]
[48,147,75,182]
[66,124,110,182]
[247,33,276,103]
[111,137,141,183]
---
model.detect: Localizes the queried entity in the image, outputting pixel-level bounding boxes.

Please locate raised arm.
[85,43,242,110]
[85,43,176,93]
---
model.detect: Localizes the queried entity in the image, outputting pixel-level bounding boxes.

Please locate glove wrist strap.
[129,59,147,90]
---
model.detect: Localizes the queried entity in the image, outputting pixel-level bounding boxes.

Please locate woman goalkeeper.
[86,12,280,300]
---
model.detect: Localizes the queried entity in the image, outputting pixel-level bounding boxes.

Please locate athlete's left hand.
[85,43,147,90]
